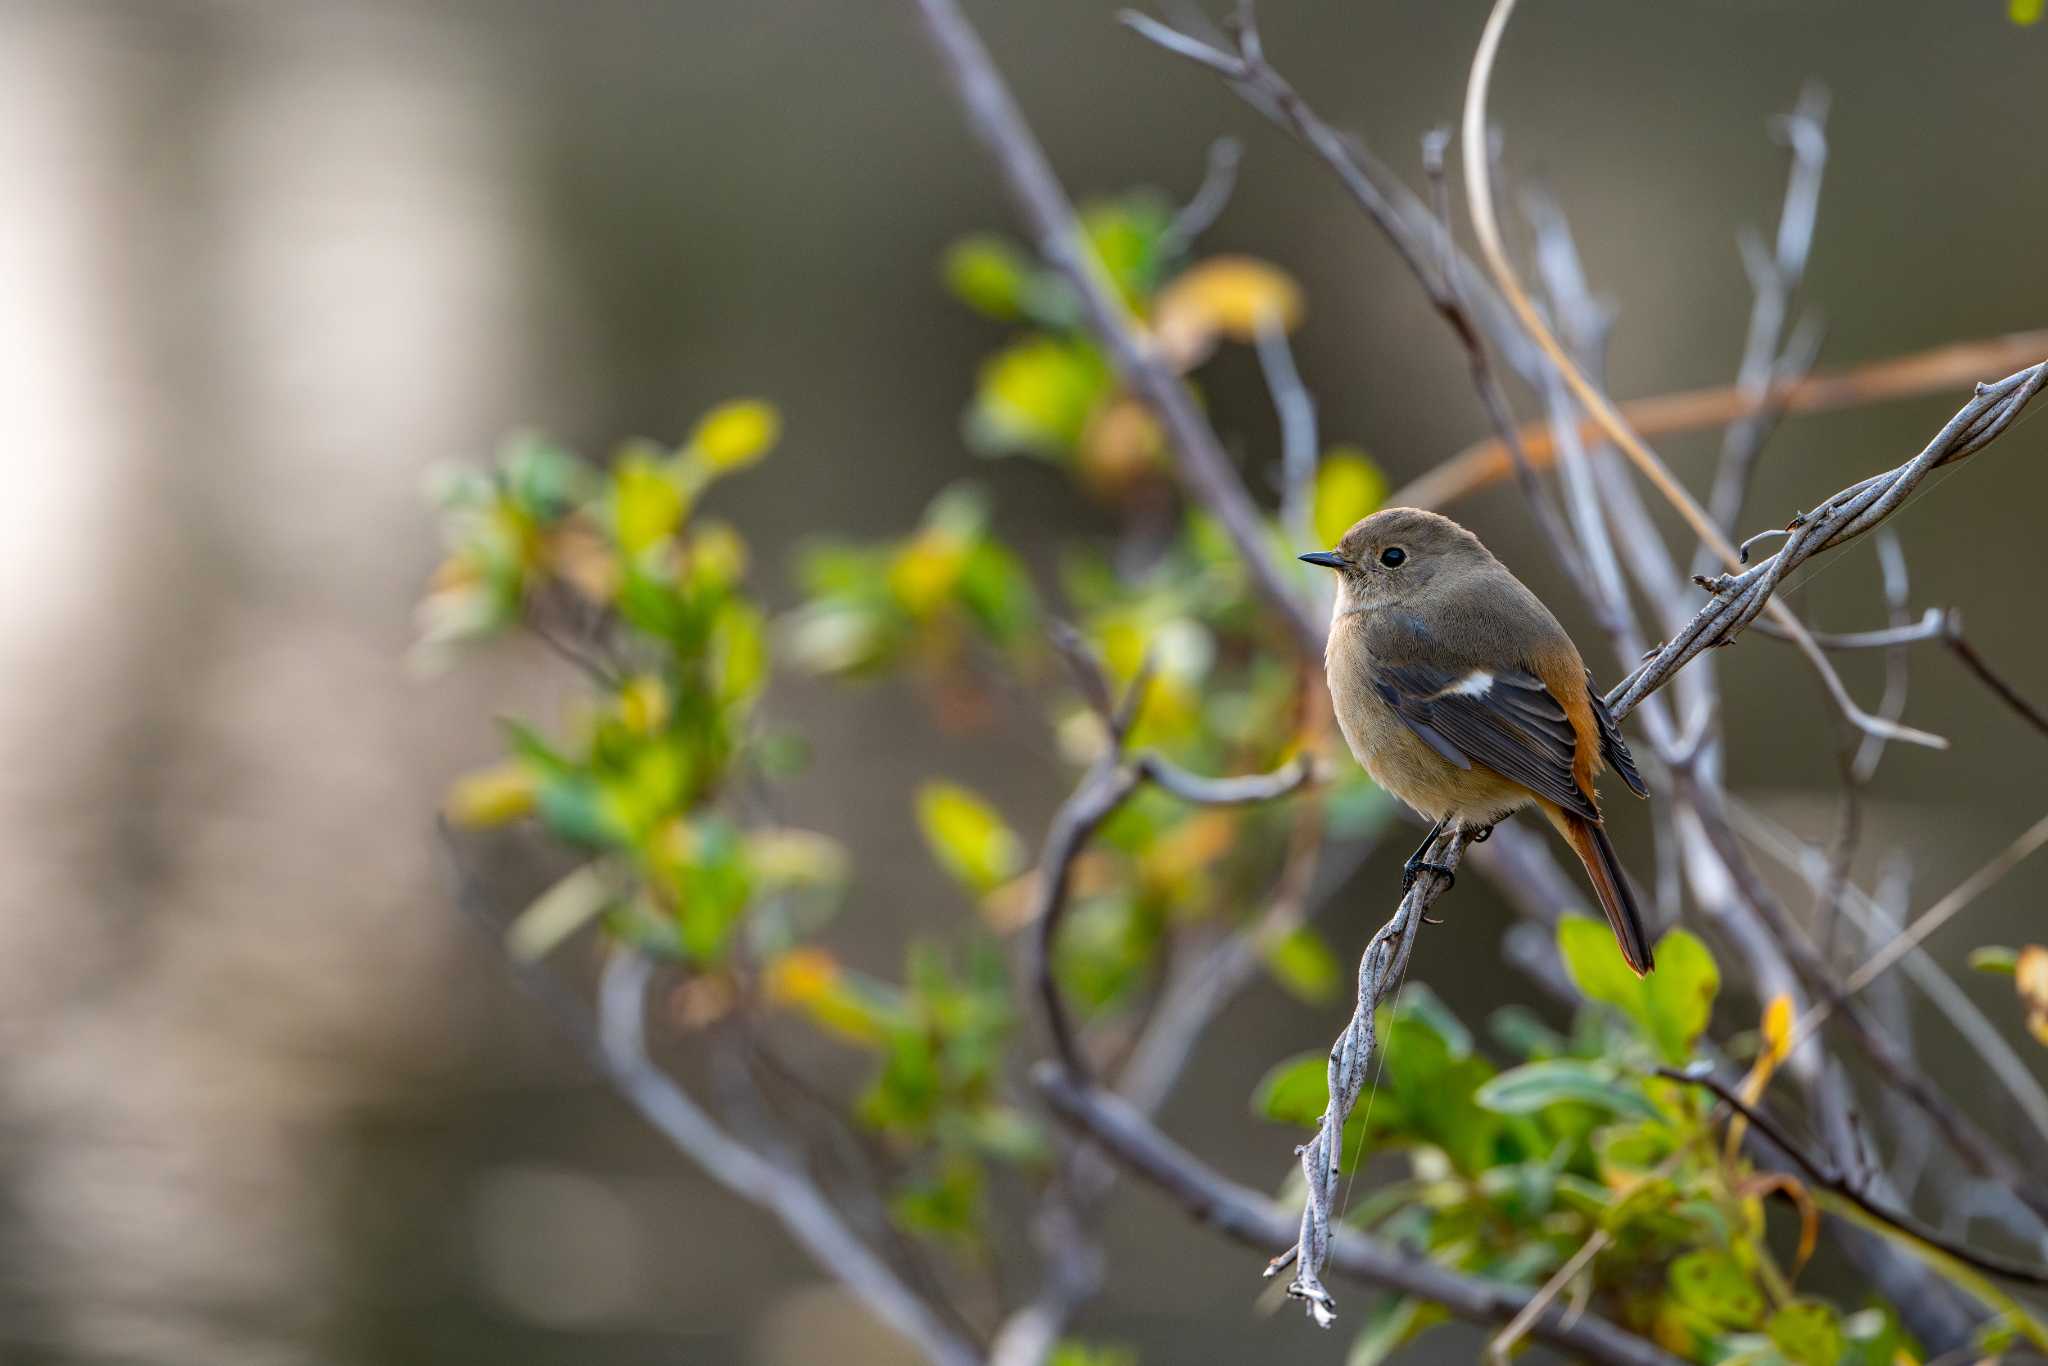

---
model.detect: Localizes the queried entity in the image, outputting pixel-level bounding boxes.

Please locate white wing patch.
[1444,670,1494,698]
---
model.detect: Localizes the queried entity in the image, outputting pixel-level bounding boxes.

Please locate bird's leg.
[1401,817,1455,892]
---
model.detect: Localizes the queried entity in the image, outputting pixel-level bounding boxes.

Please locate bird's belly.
[1334,682,1530,826]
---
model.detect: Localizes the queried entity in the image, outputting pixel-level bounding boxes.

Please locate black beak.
[1297,551,1347,570]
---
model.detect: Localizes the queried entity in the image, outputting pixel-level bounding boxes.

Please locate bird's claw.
[1401,859,1456,893]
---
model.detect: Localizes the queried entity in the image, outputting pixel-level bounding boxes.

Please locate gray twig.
[914,0,1320,656]
[1035,1066,1682,1366]
[1606,361,2048,722]
[1701,85,1831,541]
[1278,825,1462,1324]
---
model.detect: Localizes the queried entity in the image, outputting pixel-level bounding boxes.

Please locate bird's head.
[1298,507,1491,613]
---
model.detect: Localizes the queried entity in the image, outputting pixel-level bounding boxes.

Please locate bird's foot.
[1465,823,1495,844]
[1401,858,1456,893]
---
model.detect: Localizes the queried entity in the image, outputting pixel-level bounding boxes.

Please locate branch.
[1658,1065,2048,1290]
[1390,330,2048,510]
[1278,825,1466,1324]
[1700,84,1831,541]
[1604,360,2048,722]
[913,0,1321,657]
[1035,1067,1683,1366]
[441,835,982,1366]
[1460,0,1942,752]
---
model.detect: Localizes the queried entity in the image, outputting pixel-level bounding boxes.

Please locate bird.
[1299,507,1654,974]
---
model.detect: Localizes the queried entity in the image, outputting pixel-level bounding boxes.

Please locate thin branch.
[441,834,981,1366]
[1254,313,1318,551]
[1731,800,2048,1159]
[1674,775,2048,1222]
[1658,1065,2048,1289]
[1035,1067,1683,1366]
[913,0,1321,656]
[1603,361,2048,722]
[1945,615,2048,739]
[1391,329,2048,510]
[1279,825,1465,1325]
[1161,135,1243,255]
[1701,84,1831,540]
[1460,0,1943,752]
[1751,608,1948,651]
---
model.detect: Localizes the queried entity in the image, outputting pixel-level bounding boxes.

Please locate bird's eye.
[1379,547,1407,568]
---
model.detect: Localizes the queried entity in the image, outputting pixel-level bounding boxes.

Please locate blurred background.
[2,0,2043,1361]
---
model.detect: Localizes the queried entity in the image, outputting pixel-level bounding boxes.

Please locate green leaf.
[1312,449,1389,547]
[1767,1299,1844,1365]
[1557,915,1719,1064]
[1642,929,1719,1064]
[1970,944,2021,975]
[915,782,1023,894]
[1489,1004,1567,1060]
[967,335,1111,457]
[1395,983,1472,1059]
[2014,0,2044,24]
[942,235,1031,319]
[1474,1060,1661,1120]
[1558,913,1647,1018]
[1347,1296,1433,1366]
[1263,925,1342,1004]
[1667,1250,1766,1329]
[1252,1052,1328,1126]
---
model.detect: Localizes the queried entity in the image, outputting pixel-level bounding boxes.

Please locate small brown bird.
[1301,508,1655,974]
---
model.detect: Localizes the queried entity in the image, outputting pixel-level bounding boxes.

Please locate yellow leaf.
[764,946,841,1006]
[1760,993,1795,1067]
[445,761,536,827]
[1152,255,1304,369]
[2019,945,2048,1045]
[688,519,749,586]
[888,529,969,616]
[916,781,1023,894]
[612,446,687,557]
[2014,0,2044,24]
[1313,449,1390,547]
[690,399,781,471]
[616,675,669,734]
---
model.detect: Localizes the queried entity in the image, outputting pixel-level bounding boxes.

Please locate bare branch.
[1460,0,1943,752]
[1702,84,1831,540]
[441,834,981,1366]
[1161,135,1243,255]
[913,0,1321,656]
[1392,329,2048,511]
[1036,1066,1682,1365]
[1604,361,2048,723]
[1658,1064,2048,1289]
[1945,615,2048,740]
[1279,825,1465,1324]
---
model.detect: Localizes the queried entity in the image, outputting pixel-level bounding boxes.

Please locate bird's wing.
[1372,660,1601,821]
[1587,676,1648,798]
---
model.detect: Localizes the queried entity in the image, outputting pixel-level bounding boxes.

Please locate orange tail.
[1545,804,1655,976]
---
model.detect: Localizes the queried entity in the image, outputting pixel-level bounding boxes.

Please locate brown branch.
[1036,1067,1684,1366]
[913,0,1321,657]
[1604,361,2048,722]
[1658,1065,2048,1289]
[1945,617,2048,740]
[1391,330,2048,511]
